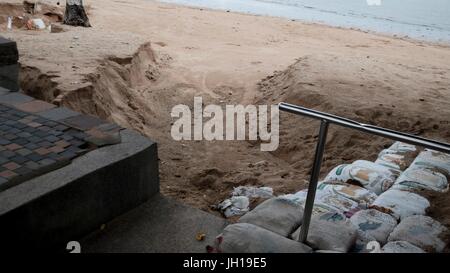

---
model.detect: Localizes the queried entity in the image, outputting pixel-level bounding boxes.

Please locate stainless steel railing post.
[298,120,329,243]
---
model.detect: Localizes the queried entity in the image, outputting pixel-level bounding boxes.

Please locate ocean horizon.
[157,0,450,43]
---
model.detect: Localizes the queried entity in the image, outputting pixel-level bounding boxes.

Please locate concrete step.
[81,194,228,253]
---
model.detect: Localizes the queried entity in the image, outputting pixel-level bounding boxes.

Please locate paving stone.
[5,143,21,151]
[49,146,65,154]
[14,138,28,146]
[0,102,98,192]
[0,150,15,158]
[35,147,51,156]
[24,161,40,170]
[11,155,28,164]
[24,143,39,150]
[45,135,60,142]
[0,139,11,145]
[38,158,56,167]
[0,157,9,165]
[15,100,56,113]
[62,114,106,131]
[14,167,32,176]
[0,170,17,179]
[26,153,44,162]
[16,148,32,157]
[3,162,20,170]
[37,106,81,121]
[0,93,33,106]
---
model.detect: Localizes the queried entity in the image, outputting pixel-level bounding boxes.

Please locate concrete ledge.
[0,129,159,251]
[81,194,228,253]
[0,64,19,92]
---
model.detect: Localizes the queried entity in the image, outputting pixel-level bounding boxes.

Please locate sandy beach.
[1,0,450,229]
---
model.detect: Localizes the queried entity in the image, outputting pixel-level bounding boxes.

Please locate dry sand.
[1,0,450,228]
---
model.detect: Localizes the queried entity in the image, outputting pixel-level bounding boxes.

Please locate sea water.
[157,0,450,43]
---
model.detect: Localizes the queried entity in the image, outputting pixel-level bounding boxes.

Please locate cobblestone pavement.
[0,91,123,192]
[0,103,88,191]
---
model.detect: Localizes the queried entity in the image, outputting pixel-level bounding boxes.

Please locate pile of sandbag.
[210,142,450,253]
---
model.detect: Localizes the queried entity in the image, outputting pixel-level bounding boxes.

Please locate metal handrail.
[279,102,450,243]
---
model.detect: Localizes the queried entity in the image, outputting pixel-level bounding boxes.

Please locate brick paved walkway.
[0,92,123,192]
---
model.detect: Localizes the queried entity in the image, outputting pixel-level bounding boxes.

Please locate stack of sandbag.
[212,223,312,253]
[324,160,400,195]
[375,142,419,171]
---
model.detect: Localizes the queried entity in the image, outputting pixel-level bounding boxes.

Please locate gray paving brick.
[37,106,81,121]
[0,93,33,106]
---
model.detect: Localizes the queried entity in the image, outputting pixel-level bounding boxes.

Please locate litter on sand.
[217,196,250,218]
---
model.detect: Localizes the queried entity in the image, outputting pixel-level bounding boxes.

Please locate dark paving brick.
[3,162,20,170]
[0,157,8,165]
[37,106,80,121]
[0,101,119,193]
[15,100,56,113]
[62,114,106,131]
[0,138,11,145]
[0,170,17,179]
[0,93,33,106]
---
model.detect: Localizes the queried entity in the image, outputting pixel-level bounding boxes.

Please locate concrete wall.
[0,36,19,92]
[0,129,160,252]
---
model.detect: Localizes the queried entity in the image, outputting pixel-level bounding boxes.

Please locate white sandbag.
[350,209,397,244]
[411,149,450,177]
[376,151,414,171]
[351,230,378,253]
[324,161,397,195]
[392,166,449,193]
[238,197,303,237]
[291,212,358,252]
[215,223,312,253]
[353,160,402,180]
[381,241,425,253]
[371,189,430,220]
[281,193,340,216]
[318,181,378,207]
[386,142,418,153]
[376,142,418,171]
[291,189,360,217]
[388,215,448,252]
